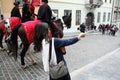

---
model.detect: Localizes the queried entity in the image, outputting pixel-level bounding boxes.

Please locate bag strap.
[49,39,52,62]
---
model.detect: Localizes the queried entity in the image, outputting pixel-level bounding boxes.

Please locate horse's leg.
[0,30,4,51]
[27,47,37,65]
[18,26,29,68]
[20,43,29,68]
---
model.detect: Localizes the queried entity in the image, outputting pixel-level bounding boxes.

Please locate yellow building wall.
[0,0,40,19]
[0,0,15,19]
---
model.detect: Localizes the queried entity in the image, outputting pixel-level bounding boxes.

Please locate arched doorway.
[85,12,94,30]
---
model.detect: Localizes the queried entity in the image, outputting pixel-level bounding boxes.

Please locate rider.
[22,0,32,22]
[11,1,21,19]
[29,3,36,20]
[37,0,58,37]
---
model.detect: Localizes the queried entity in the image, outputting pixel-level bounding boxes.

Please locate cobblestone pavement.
[71,48,120,80]
[0,49,48,80]
[0,30,120,80]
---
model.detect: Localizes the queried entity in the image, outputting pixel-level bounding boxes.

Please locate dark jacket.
[80,24,86,33]
[22,3,32,22]
[11,7,21,19]
[50,37,78,80]
[37,3,52,24]
[37,3,58,37]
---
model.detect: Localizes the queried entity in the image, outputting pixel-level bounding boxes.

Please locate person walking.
[80,23,86,33]
[11,1,21,19]
[33,22,86,80]
[37,0,58,37]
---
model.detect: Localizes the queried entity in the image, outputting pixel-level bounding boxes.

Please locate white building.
[49,0,113,29]
[111,0,120,27]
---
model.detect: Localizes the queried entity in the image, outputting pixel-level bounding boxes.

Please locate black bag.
[49,39,68,79]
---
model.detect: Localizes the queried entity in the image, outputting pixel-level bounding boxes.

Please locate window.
[110,0,111,3]
[15,0,30,6]
[103,12,106,22]
[64,10,72,16]
[97,12,101,23]
[107,13,110,21]
[105,0,107,3]
[15,0,23,6]
[52,9,58,19]
[76,10,81,25]
[113,12,117,20]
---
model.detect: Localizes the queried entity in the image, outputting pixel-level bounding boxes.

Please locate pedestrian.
[22,0,32,22]
[80,23,86,33]
[37,0,57,37]
[11,1,21,19]
[33,22,86,80]
[101,24,106,35]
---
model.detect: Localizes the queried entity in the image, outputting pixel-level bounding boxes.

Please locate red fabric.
[1,17,21,38]
[1,22,5,34]
[114,27,119,31]
[23,0,28,3]
[31,0,41,6]
[30,4,35,14]
[49,30,52,38]
[9,17,22,30]
[22,19,41,44]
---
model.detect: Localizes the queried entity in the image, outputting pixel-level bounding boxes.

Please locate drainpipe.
[110,0,115,25]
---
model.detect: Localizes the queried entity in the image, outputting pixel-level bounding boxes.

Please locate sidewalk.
[71,48,120,80]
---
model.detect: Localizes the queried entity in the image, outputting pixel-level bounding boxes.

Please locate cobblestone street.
[0,30,120,80]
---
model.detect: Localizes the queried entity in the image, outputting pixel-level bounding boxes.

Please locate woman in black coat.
[11,1,21,19]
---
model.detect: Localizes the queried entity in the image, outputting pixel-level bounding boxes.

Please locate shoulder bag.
[49,38,68,79]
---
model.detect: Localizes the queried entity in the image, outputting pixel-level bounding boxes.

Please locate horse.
[7,19,64,68]
[0,17,21,51]
[62,13,72,29]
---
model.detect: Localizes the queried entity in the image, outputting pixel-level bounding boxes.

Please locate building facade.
[49,0,113,29]
[111,0,120,27]
[0,0,116,29]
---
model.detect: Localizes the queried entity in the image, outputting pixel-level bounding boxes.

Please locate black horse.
[8,19,64,68]
[62,13,72,29]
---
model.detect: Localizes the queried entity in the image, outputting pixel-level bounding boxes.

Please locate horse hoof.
[0,47,5,51]
[13,54,17,61]
[7,50,12,55]
[32,61,37,65]
[21,65,28,69]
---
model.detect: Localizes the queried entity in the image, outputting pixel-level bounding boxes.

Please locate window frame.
[76,10,81,25]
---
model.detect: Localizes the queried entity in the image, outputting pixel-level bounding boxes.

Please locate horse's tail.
[10,24,21,60]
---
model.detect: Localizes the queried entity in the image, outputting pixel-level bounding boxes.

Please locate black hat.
[42,0,48,3]
[14,1,20,5]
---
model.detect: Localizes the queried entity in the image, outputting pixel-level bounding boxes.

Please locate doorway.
[85,12,94,30]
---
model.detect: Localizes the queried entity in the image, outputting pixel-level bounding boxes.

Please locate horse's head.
[62,13,72,29]
[4,19,11,33]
